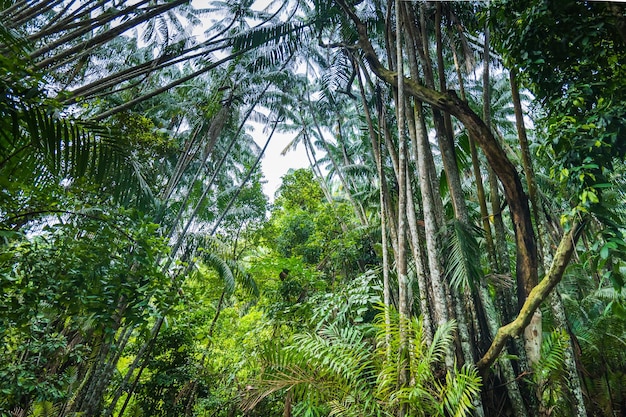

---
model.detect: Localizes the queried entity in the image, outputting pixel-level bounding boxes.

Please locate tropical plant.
[245,304,481,417]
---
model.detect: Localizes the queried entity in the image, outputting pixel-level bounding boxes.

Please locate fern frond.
[440,364,482,417]
[428,319,457,365]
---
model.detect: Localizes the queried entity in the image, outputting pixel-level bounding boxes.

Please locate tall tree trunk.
[510,69,545,258]
[451,45,497,270]
[431,13,484,416]
[393,6,410,410]
[412,101,450,329]
[355,63,393,347]
[433,3,469,224]
[404,105,433,344]
[380,112,400,258]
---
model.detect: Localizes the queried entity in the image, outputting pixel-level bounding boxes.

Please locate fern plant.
[244,304,481,417]
[532,329,571,416]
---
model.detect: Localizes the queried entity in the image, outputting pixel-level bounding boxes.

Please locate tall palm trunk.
[431,9,483,414]
[412,101,450,329]
[510,70,545,257]
[380,112,401,258]
[355,63,393,346]
[393,5,410,406]
[451,46,497,269]
[402,5,449,336]
[433,4,469,224]
[404,105,433,344]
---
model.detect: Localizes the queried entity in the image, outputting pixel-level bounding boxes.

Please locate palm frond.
[530,328,572,416]
[182,233,258,297]
[428,319,457,366]
[0,20,31,56]
[2,103,154,209]
[197,249,235,295]
[443,219,483,291]
[231,21,306,54]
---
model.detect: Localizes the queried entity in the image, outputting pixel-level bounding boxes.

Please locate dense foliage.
[1,1,625,416]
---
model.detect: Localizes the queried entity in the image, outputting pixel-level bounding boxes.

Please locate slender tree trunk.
[105,318,164,416]
[430,10,483,395]
[380,114,400,258]
[393,7,410,410]
[510,69,545,258]
[452,46,497,270]
[412,101,449,330]
[355,63,393,347]
[433,3,469,224]
[404,108,433,344]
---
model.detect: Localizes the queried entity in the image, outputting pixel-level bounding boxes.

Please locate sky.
[251,125,310,201]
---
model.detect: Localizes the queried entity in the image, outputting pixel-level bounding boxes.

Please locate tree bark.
[404,107,433,344]
[411,101,449,329]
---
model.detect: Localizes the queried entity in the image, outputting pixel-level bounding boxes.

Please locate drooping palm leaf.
[443,219,483,291]
[2,107,153,205]
[181,233,258,297]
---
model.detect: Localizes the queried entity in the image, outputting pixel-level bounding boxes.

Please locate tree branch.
[476,222,584,372]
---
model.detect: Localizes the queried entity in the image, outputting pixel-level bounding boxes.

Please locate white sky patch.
[249,123,310,201]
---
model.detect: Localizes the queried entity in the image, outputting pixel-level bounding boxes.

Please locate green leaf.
[600,245,610,260]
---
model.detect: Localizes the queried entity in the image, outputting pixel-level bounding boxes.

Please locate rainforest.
[1,0,626,416]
